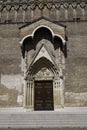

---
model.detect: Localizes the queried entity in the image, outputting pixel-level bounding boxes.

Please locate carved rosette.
[63,3,69,9]
[30,3,36,10]
[6,4,12,11]
[46,3,52,10]
[55,3,61,10]
[0,1,86,12]
[22,4,28,11]
[72,2,77,9]
[80,2,86,9]
[14,4,20,11]
[38,3,44,10]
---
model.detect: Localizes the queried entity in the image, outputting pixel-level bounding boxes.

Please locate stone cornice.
[0,1,86,11]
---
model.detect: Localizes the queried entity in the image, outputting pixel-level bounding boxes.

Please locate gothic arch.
[27,57,59,77]
[21,25,67,58]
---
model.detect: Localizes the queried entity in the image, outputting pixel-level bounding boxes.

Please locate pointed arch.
[27,57,59,77]
[26,44,59,78]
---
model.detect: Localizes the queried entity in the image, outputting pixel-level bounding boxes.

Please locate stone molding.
[0,1,86,12]
[0,1,86,24]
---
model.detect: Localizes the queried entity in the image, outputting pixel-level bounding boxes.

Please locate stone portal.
[19,18,67,111]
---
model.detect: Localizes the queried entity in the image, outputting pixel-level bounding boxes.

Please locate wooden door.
[34,80,54,110]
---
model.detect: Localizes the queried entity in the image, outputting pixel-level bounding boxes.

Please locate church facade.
[0,0,87,110]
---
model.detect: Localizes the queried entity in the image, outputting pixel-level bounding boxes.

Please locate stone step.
[0,113,87,128]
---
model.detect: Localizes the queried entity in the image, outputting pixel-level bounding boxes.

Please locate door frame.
[23,76,64,110]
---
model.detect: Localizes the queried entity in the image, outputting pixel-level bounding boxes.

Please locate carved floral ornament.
[0,2,86,11]
[72,2,77,9]
[30,3,36,10]
[63,3,69,9]
[22,4,28,10]
[80,2,86,9]
[6,4,12,11]
[38,3,44,10]
[14,4,20,11]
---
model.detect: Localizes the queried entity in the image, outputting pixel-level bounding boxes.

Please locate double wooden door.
[34,80,54,110]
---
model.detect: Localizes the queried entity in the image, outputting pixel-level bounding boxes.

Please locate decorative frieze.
[0,1,86,12]
[0,1,86,11]
[0,1,86,23]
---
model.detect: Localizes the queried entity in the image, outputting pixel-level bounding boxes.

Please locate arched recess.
[33,27,53,46]
[20,25,66,45]
[21,36,33,58]
[54,35,67,57]
[21,26,67,59]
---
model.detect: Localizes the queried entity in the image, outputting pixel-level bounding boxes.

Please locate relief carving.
[36,68,53,78]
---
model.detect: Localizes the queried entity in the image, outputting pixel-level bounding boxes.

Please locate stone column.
[23,10,25,22]
[31,10,34,21]
[23,51,28,108]
[31,81,34,110]
[82,8,85,20]
[15,10,17,22]
[30,81,34,110]
[7,11,9,21]
[65,9,68,20]
[53,76,64,110]
[73,9,77,19]
[26,80,34,110]
[23,79,27,107]
[56,10,60,21]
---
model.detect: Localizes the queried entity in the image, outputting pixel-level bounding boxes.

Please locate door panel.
[34,80,54,110]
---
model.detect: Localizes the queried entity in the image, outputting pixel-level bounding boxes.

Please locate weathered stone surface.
[17,95,23,105]
[0,94,8,101]
[64,22,87,95]
[0,24,22,107]
[0,25,19,38]
[0,84,18,107]
[0,1,87,107]
[65,92,87,107]
[1,74,22,93]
